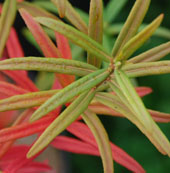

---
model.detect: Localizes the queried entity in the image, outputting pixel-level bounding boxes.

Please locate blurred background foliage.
[15,0,170,172]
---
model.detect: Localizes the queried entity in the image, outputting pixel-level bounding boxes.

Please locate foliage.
[0,0,170,172]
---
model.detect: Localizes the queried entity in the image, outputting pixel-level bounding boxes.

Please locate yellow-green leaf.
[128,41,170,63]
[116,14,163,61]
[0,0,17,58]
[0,57,97,76]
[82,109,113,173]
[27,89,96,158]
[51,0,88,33]
[35,17,111,63]
[87,0,103,68]
[112,0,150,58]
[30,69,109,122]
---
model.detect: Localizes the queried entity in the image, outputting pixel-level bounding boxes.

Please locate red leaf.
[52,136,99,155]
[2,70,38,91]
[19,9,61,58]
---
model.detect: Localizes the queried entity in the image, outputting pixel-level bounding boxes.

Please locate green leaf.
[87,0,103,68]
[123,61,170,77]
[17,1,59,20]
[107,23,170,40]
[27,89,96,158]
[104,0,128,23]
[113,70,153,129]
[116,14,164,61]
[95,92,170,156]
[35,17,111,63]
[82,109,113,173]
[0,57,97,76]
[128,41,170,63]
[111,0,150,58]
[51,0,88,34]
[0,90,59,112]
[30,69,109,122]
[0,0,17,58]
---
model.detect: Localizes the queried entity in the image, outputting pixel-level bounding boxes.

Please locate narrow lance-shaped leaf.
[0,57,97,76]
[0,0,17,58]
[0,89,59,112]
[51,0,88,33]
[104,0,128,23]
[107,23,170,40]
[35,17,111,63]
[128,41,170,63]
[30,69,109,122]
[123,61,170,77]
[19,9,61,58]
[27,88,96,158]
[116,14,163,61]
[113,69,153,129]
[95,92,170,155]
[111,0,150,58]
[53,0,66,18]
[17,1,59,20]
[82,109,113,173]
[87,0,103,68]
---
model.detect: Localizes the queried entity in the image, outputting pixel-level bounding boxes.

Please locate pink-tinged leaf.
[6,27,26,76]
[135,87,152,97]
[6,28,24,58]
[2,70,38,91]
[0,81,28,97]
[0,115,55,143]
[0,109,33,159]
[0,145,48,172]
[67,121,145,173]
[56,33,72,59]
[55,32,76,85]
[19,8,61,58]
[52,136,99,155]
[17,161,52,173]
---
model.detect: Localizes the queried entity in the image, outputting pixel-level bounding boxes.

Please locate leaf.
[95,92,170,155]
[107,23,170,40]
[0,0,17,58]
[51,0,88,33]
[17,1,59,20]
[82,109,113,173]
[89,103,170,123]
[0,115,55,143]
[2,70,38,92]
[27,89,96,158]
[124,61,170,77]
[0,109,34,158]
[0,89,59,112]
[87,0,103,68]
[0,57,97,76]
[52,136,99,155]
[113,70,153,129]
[19,8,61,58]
[35,17,111,63]
[111,0,150,57]
[30,68,109,122]
[0,81,28,97]
[53,0,66,18]
[116,14,164,61]
[128,41,170,63]
[6,28,24,58]
[67,121,145,173]
[104,0,128,23]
